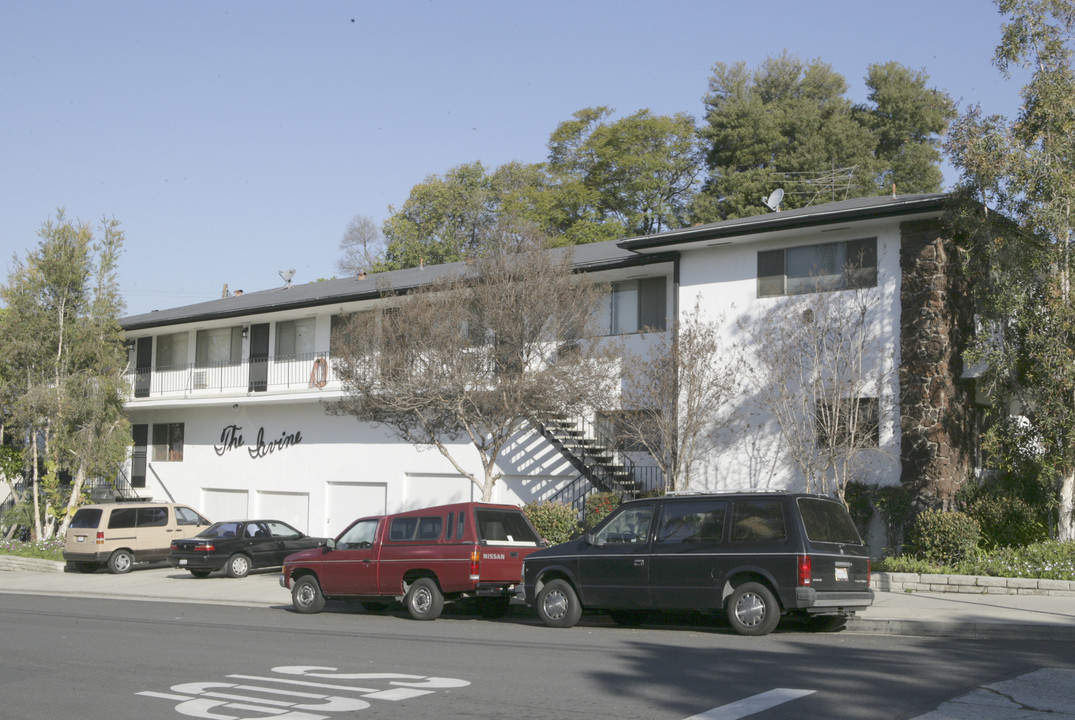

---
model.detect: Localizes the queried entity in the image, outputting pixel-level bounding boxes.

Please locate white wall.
[676,220,904,493]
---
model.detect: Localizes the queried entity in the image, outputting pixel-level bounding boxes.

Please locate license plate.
[179,559,187,566]
[76,536,85,543]
[835,567,849,582]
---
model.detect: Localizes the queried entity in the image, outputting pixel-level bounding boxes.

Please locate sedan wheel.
[226,554,251,578]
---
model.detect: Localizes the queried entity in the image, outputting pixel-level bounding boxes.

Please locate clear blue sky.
[1,0,1025,317]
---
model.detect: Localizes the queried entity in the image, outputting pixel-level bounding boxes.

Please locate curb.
[0,556,65,573]
[872,571,1075,597]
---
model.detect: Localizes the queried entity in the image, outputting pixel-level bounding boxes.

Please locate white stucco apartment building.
[119,193,973,535]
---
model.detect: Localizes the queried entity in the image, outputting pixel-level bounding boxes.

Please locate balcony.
[126,351,335,401]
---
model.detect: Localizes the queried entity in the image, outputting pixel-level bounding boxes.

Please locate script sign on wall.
[214,424,304,459]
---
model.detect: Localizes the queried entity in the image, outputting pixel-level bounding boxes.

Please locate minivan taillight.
[797,554,812,586]
[469,549,480,580]
[96,531,104,546]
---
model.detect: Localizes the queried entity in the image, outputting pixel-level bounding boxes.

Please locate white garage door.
[325,482,386,538]
[257,491,311,534]
[201,489,250,522]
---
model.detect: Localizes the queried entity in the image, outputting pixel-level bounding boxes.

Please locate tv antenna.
[762,188,784,212]
[279,269,296,288]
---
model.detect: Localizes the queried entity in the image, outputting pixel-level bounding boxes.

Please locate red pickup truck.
[280,502,544,620]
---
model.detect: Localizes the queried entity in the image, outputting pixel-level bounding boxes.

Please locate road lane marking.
[684,689,816,720]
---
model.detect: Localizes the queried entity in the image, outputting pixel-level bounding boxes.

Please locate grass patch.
[0,537,64,562]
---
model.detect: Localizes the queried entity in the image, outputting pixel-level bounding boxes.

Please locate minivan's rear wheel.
[405,578,444,621]
[536,579,582,628]
[726,582,780,636]
[292,576,325,614]
[107,550,133,575]
[225,554,251,578]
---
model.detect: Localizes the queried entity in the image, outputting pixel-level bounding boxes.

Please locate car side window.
[730,500,787,543]
[593,505,655,545]
[266,521,300,538]
[108,508,137,529]
[175,507,204,526]
[245,522,268,538]
[656,501,726,545]
[338,519,379,549]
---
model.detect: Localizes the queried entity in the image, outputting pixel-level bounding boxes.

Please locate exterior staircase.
[536,415,664,515]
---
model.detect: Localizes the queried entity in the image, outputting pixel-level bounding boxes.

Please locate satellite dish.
[763,188,784,212]
[279,269,296,287]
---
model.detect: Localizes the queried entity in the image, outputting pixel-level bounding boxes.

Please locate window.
[152,423,184,462]
[175,507,204,526]
[155,332,189,369]
[815,397,880,448]
[797,497,863,545]
[601,277,667,334]
[475,509,541,545]
[131,424,147,488]
[730,500,787,543]
[593,504,655,545]
[390,517,418,541]
[276,318,316,359]
[656,501,726,544]
[337,519,379,549]
[758,238,877,297]
[108,507,137,529]
[136,507,169,528]
[195,327,242,367]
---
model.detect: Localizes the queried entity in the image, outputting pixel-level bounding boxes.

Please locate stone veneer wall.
[899,220,976,507]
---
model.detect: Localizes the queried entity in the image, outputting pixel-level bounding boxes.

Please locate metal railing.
[127,351,332,398]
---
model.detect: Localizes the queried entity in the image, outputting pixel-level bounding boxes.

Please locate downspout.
[671,253,681,492]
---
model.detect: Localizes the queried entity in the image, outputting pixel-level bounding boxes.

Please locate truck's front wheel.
[292,576,326,614]
[405,578,444,621]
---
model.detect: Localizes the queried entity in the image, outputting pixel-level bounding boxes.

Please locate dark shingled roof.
[121,193,949,331]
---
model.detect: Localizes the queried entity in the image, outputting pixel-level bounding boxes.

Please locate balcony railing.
[127,351,333,399]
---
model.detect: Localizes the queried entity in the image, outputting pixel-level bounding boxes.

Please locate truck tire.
[536,579,582,628]
[292,576,326,614]
[405,578,444,621]
[726,581,780,636]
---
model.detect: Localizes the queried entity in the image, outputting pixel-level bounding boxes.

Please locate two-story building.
[119,193,974,536]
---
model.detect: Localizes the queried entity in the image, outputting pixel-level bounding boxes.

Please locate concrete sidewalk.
[1,557,1074,641]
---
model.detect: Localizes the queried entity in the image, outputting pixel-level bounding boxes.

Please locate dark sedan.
[168,520,326,578]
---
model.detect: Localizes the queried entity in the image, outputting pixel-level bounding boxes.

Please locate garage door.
[257,491,311,534]
[325,483,386,538]
[201,489,250,522]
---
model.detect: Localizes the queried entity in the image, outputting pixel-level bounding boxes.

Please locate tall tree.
[546,106,702,238]
[336,214,386,277]
[0,212,131,538]
[333,219,615,501]
[694,53,954,221]
[946,0,1075,540]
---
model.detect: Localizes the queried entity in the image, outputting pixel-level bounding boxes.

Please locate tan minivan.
[63,503,210,574]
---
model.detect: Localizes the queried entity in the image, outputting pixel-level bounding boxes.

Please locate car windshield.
[198,522,242,539]
[797,497,863,545]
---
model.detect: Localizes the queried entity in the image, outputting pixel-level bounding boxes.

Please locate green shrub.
[584,492,620,528]
[522,501,581,545]
[973,540,1075,581]
[964,495,1048,550]
[907,509,981,565]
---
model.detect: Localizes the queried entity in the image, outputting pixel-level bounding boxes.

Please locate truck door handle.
[634,559,645,566]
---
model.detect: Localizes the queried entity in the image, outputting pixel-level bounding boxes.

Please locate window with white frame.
[757,238,877,297]
[275,318,316,359]
[195,327,242,367]
[155,332,189,370]
[600,277,667,335]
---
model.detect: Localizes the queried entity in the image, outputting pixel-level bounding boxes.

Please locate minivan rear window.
[797,497,863,544]
[70,508,103,529]
[475,509,540,545]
